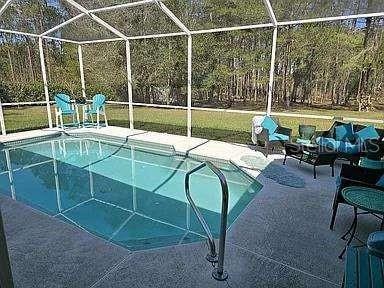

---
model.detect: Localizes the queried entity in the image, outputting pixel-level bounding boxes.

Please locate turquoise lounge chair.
[343,231,384,287]
[85,94,108,129]
[54,93,79,129]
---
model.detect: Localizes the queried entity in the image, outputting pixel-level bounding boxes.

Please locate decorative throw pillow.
[355,125,380,141]
[335,123,354,142]
[261,116,278,135]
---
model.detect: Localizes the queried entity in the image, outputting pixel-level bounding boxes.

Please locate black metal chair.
[330,164,384,230]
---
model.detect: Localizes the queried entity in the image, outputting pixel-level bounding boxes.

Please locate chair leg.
[76,108,80,127]
[330,190,340,230]
[313,165,317,179]
[283,154,287,165]
[60,114,64,129]
[330,204,339,230]
[104,112,108,127]
[55,111,59,128]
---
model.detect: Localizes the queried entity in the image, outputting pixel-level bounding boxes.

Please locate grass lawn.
[3,105,384,144]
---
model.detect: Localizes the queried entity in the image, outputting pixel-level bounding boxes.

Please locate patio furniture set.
[252,115,384,286]
[252,115,384,178]
[54,93,108,129]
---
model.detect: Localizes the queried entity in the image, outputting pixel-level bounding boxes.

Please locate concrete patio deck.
[0,127,382,287]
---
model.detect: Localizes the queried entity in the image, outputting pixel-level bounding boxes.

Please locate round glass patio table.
[338,186,384,259]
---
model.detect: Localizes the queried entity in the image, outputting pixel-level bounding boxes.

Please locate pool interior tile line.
[56,212,131,252]
[92,198,208,240]
[53,198,93,217]
[108,213,136,241]
[177,231,190,245]
[227,242,340,287]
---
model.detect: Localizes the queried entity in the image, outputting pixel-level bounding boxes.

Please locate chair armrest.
[368,231,384,259]
[340,164,383,182]
[275,126,292,137]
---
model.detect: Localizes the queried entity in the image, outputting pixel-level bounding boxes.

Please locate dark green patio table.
[339,186,384,259]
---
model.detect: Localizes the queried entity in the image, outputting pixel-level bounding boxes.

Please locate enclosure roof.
[0,0,383,44]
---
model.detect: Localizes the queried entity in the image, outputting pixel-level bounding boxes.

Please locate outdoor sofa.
[316,121,384,164]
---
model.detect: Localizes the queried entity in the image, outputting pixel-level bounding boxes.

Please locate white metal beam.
[38,37,53,128]
[78,45,86,98]
[40,13,85,36]
[80,38,124,45]
[64,0,128,40]
[125,41,134,130]
[277,12,384,27]
[0,28,39,38]
[262,0,277,26]
[127,31,187,40]
[89,0,155,13]
[155,0,190,34]
[0,0,13,17]
[0,99,6,135]
[42,35,80,44]
[266,27,277,116]
[190,23,274,35]
[0,29,80,43]
[187,35,192,137]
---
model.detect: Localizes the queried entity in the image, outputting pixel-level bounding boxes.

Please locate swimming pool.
[0,135,262,251]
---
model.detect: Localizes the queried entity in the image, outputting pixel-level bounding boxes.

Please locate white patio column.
[266,27,278,116]
[78,45,86,99]
[0,100,6,135]
[125,40,134,130]
[187,35,192,137]
[38,37,53,128]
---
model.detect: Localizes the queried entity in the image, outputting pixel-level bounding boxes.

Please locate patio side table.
[339,186,384,259]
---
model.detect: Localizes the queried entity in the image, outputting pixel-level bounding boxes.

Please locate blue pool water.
[0,135,262,250]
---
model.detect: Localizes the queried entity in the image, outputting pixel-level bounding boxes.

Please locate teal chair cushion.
[360,158,384,170]
[335,123,354,142]
[296,138,311,145]
[316,137,339,150]
[337,141,361,154]
[261,116,278,135]
[355,125,380,141]
[269,133,289,142]
[316,137,360,154]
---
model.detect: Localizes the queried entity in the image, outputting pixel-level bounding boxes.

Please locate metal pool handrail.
[184,161,229,281]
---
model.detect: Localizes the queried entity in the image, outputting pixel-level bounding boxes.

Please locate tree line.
[0,0,383,112]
